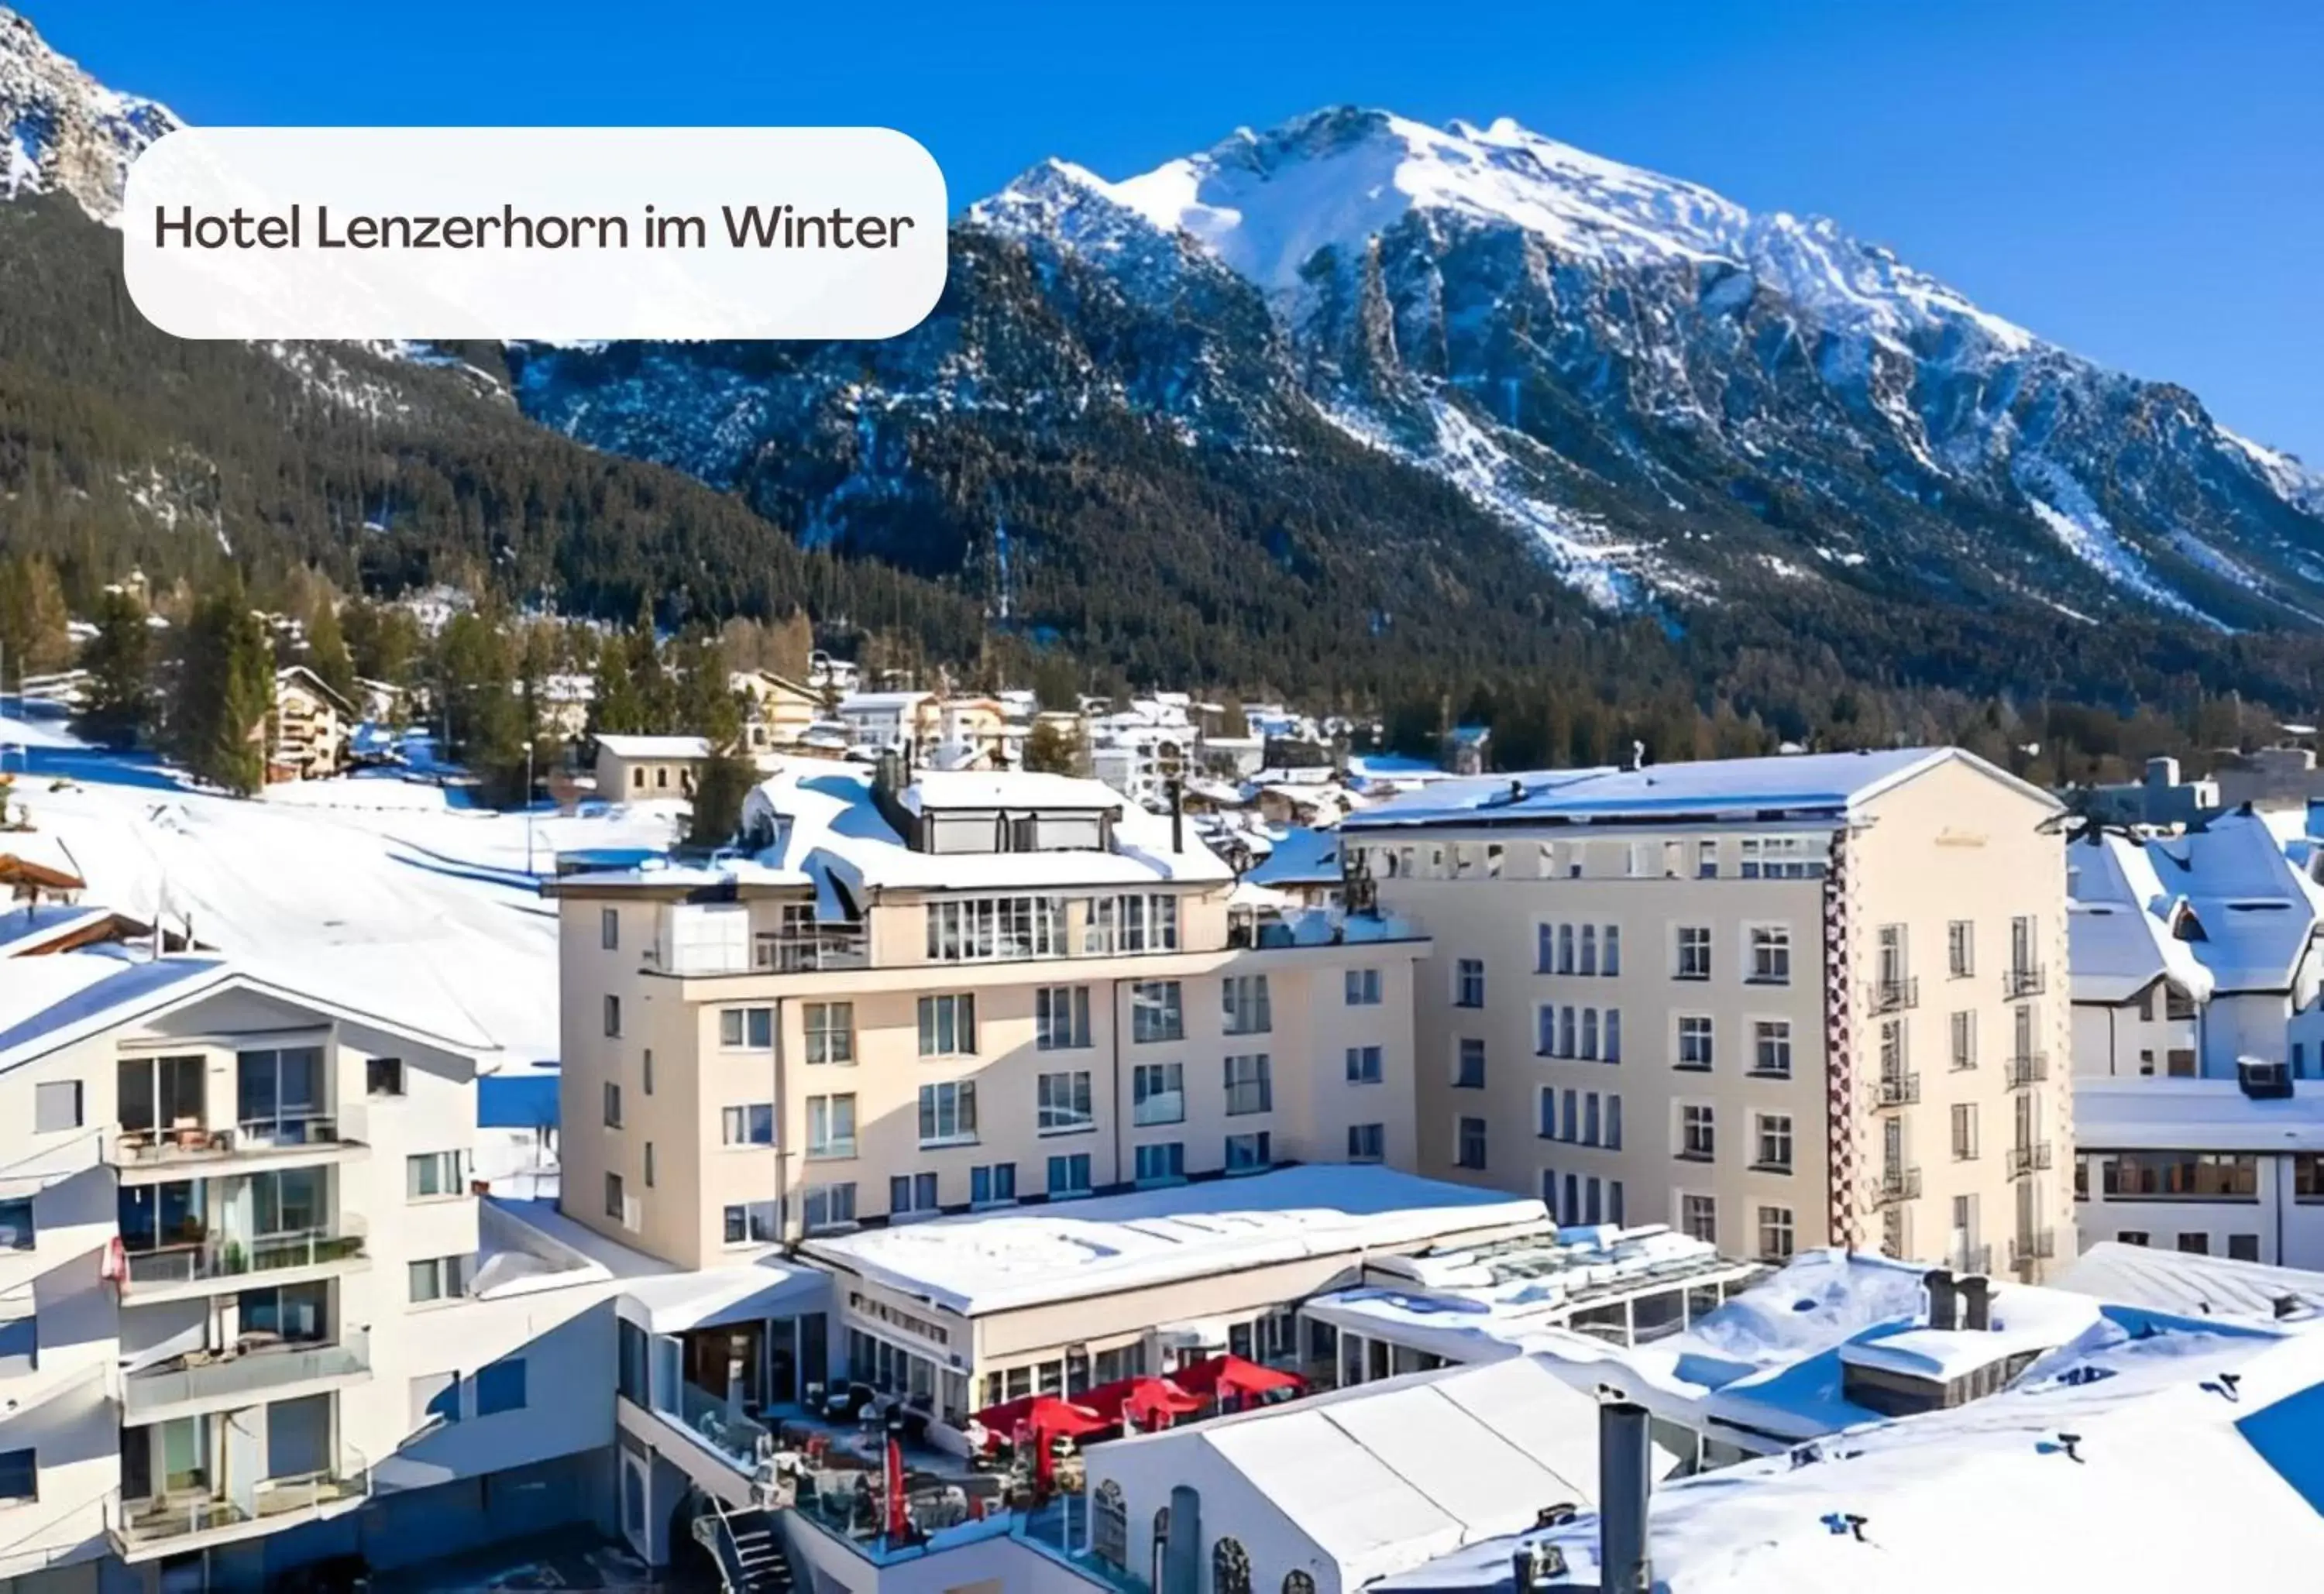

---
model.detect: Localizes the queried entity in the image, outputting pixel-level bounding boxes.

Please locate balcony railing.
[120,1217,369,1292]
[109,1113,365,1170]
[1949,1242,1993,1276]
[2004,964,2047,998]
[108,1447,370,1555]
[1873,1166,1923,1205]
[655,1377,776,1477]
[752,931,871,974]
[1868,976,1919,1014]
[122,1329,370,1420]
[2006,1053,2050,1089]
[2009,1228,2058,1266]
[1872,1072,1920,1108]
[2006,1142,2056,1180]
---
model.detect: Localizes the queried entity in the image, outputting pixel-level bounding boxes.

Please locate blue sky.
[43,0,2324,462]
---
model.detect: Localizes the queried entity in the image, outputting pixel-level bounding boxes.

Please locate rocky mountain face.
[14,6,2324,706]
[1,6,176,219]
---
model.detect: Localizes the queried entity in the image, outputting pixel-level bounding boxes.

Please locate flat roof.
[2075,1075,2324,1153]
[802,1165,1545,1317]
[593,734,712,759]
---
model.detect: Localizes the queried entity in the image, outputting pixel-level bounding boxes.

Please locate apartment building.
[548,761,1432,1272]
[265,666,354,784]
[1345,747,2075,1280]
[0,946,622,1587]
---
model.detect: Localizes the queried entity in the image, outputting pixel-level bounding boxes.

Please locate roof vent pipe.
[1960,1274,1993,1332]
[1597,1396,1652,1594]
[1923,1268,1959,1332]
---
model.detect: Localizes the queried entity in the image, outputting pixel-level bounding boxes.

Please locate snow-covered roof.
[835,690,933,714]
[1342,747,2053,830]
[1305,1225,1759,1366]
[1247,826,1340,886]
[2073,1075,2324,1153]
[1377,1316,2320,1594]
[592,733,711,760]
[801,1164,1545,1316]
[2055,1242,2324,1325]
[1095,1356,1662,1590]
[0,902,119,957]
[2067,814,2324,998]
[730,761,1235,895]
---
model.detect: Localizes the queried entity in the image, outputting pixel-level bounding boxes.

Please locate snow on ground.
[5,713,682,1071]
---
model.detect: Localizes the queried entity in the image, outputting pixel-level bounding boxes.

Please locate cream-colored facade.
[733,670,823,754]
[266,666,352,783]
[592,734,711,802]
[1351,748,2076,1280]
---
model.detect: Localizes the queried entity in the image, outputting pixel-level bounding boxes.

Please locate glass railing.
[657,1379,774,1475]
[121,1217,369,1290]
[108,1446,370,1550]
[109,1111,365,1167]
[123,1329,370,1418]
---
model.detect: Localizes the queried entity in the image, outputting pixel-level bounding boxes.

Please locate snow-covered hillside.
[0,6,175,219]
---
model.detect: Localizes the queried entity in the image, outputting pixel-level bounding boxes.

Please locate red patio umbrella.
[1081,1376,1204,1428]
[1173,1355,1306,1405]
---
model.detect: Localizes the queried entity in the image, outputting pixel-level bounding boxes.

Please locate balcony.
[108,1112,368,1181]
[1872,1166,1923,1205]
[751,930,871,974]
[2006,1142,2056,1180]
[2004,964,2047,998]
[123,1329,371,1424]
[1868,976,1919,1015]
[2009,1228,2058,1267]
[107,1448,370,1562]
[2006,1053,2050,1090]
[119,1217,369,1302]
[1872,1072,1920,1108]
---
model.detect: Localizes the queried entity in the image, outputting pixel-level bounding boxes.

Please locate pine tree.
[0,554,71,686]
[74,589,153,749]
[590,630,645,736]
[1023,719,1086,775]
[305,599,356,705]
[435,611,529,806]
[174,589,272,795]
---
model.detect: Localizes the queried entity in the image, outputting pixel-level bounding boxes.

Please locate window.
[1135,1142,1185,1184]
[1455,958,1485,1008]
[1676,926,1711,981]
[718,1007,774,1049]
[971,1163,1018,1206]
[33,1080,81,1134]
[603,995,621,1037]
[804,1002,855,1065]
[407,1151,466,1199]
[1748,926,1792,984]
[1697,840,1718,879]
[603,1081,623,1129]
[1452,1038,1484,1088]
[1347,1124,1385,1163]
[1345,968,1384,1006]
[1037,1072,1093,1134]
[2176,1232,2210,1256]
[476,1359,528,1416]
[1681,1194,1717,1244]
[1037,987,1093,1050]
[600,908,620,950]
[1226,1132,1273,1173]
[1740,837,1826,878]
[2229,1233,2261,1262]
[1093,892,1179,954]
[1092,1482,1129,1572]
[1222,975,1273,1036]
[2,1197,38,1252]
[407,1254,473,1304]
[890,1172,941,1217]
[917,994,978,1056]
[1758,1205,1796,1262]
[803,1183,858,1232]
[721,1104,777,1146]
[1604,926,1621,976]
[926,895,1069,961]
[918,1081,979,1145]
[1346,1044,1386,1084]
[1224,1054,1273,1116]
[1680,1104,1716,1161]
[603,1173,625,1221]
[1948,920,1974,977]
[1678,1015,1714,1070]
[1604,1008,1623,1062]
[1754,1114,1793,1173]
[1047,1153,1092,1199]
[2102,1151,2259,1199]
[366,1056,405,1096]
[1950,1011,1977,1070]
[722,1201,779,1244]
[1752,1020,1792,1077]
[1607,1094,1624,1149]
[1133,1063,1184,1126]
[1538,1087,1559,1140]
[1951,1103,1980,1161]
[1131,981,1184,1043]
[1580,926,1597,977]
[642,1050,654,1095]
[1456,1117,1488,1170]
[0,1448,34,1506]
[806,1094,858,1159]
[411,1372,461,1430]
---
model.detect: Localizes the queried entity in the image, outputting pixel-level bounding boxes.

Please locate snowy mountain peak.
[0,6,179,221]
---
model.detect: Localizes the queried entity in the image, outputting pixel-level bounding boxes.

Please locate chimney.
[1169,775,1184,855]
[1959,1274,1993,1332]
[1923,1268,1959,1331]
[875,747,902,796]
[1597,1398,1652,1594]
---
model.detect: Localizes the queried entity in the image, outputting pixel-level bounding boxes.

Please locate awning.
[970,1393,1109,1446]
[1173,1354,1307,1401]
